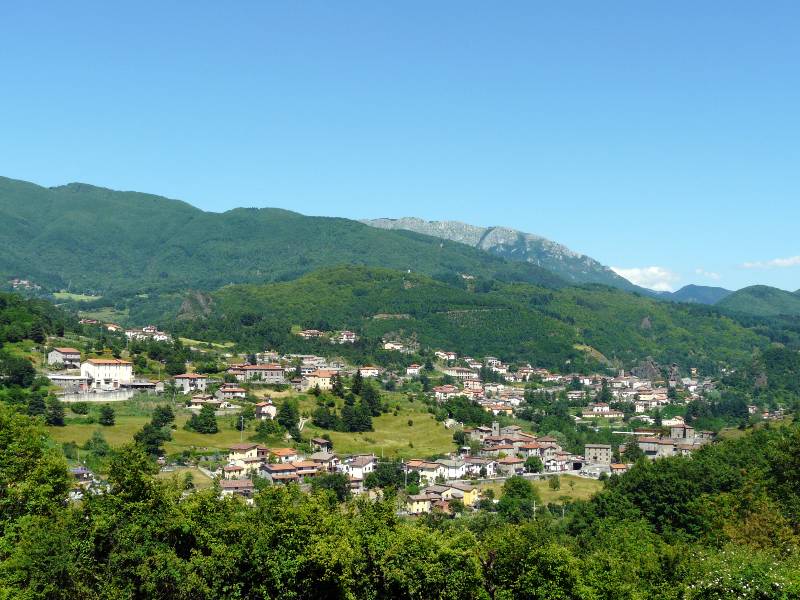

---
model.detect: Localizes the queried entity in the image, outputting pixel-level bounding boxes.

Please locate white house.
[435,458,467,480]
[340,455,377,479]
[215,385,247,400]
[81,358,134,391]
[406,364,422,377]
[433,385,461,402]
[254,400,277,420]
[359,366,381,378]
[48,347,81,369]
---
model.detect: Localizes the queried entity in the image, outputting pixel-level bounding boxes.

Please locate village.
[39,316,771,517]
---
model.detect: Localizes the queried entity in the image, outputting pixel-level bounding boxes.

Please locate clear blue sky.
[2,2,798,291]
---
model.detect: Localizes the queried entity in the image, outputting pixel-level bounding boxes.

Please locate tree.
[351,370,364,396]
[99,404,116,426]
[331,373,345,398]
[498,476,541,523]
[549,475,561,491]
[361,382,383,416]
[134,422,171,455]
[27,394,46,417]
[70,401,90,415]
[84,430,110,457]
[151,404,175,429]
[622,441,645,462]
[277,399,299,431]
[310,473,351,502]
[0,404,71,528]
[44,397,65,426]
[0,352,36,387]
[525,456,544,473]
[596,379,612,404]
[186,404,218,434]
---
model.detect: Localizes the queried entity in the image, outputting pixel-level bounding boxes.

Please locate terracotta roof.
[174,373,206,379]
[220,479,253,489]
[270,448,297,457]
[264,463,297,472]
[228,443,260,451]
[86,358,131,365]
[54,347,80,354]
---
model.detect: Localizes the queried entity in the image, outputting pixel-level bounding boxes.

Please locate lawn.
[78,306,129,323]
[480,475,603,504]
[179,337,235,349]
[48,390,453,460]
[54,292,102,302]
[48,396,253,455]
[155,466,214,489]
[301,393,455,458]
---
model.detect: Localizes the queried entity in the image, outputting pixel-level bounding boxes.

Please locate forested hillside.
[0,176,564,294]
[173,267,767,372]
[717,285,800,317]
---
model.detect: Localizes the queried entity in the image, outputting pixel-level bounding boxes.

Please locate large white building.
[80,358,134,391]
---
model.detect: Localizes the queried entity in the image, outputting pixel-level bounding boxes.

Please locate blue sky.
[1,2,798,291]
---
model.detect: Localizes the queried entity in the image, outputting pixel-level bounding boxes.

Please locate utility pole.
[240,415,245,442]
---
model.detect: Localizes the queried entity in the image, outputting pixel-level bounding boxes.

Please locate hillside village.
[38,315,781,516]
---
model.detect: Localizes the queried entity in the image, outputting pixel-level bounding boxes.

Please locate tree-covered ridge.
[0,176,565,295]
[717,284,800,317]
[0,292,71,344]
[173,267,767,372]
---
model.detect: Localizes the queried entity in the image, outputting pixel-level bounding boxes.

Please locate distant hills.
[174,266,766,372]
[364,217,640,291]
[664,285,733,305]
[0,177,564,294]
[717,285,800,317]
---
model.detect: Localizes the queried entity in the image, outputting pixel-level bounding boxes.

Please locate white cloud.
[741,256,800,269]
[611,266,680,292]
[694,268,721,281]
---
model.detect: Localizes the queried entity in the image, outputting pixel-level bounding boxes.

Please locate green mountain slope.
[173,266,765,372]
[0,177,565,294]
[667,284,733,305]
[364,217,640,290]
[717,285,800,317]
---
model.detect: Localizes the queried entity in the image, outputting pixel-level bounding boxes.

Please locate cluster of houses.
[218,438,485,514]
[8,277,41,290]
[297,329,358,344]
[124,325,171,342]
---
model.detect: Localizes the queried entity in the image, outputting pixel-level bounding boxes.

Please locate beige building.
[81,358,133,390]
[302,369,339,391]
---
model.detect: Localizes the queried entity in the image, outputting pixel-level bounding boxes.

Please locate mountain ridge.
[716,284,800,317]
[363,216,640,291]
[0,176,565,295]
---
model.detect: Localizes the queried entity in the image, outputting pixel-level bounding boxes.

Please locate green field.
[179,337,235,349]
[48,391,455,460]
[299,392,455,458]
[155,466,214,489]
[48,396,252,456]
[480,475,603,504]
[78,306,129,323]
[54,291,102,302]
